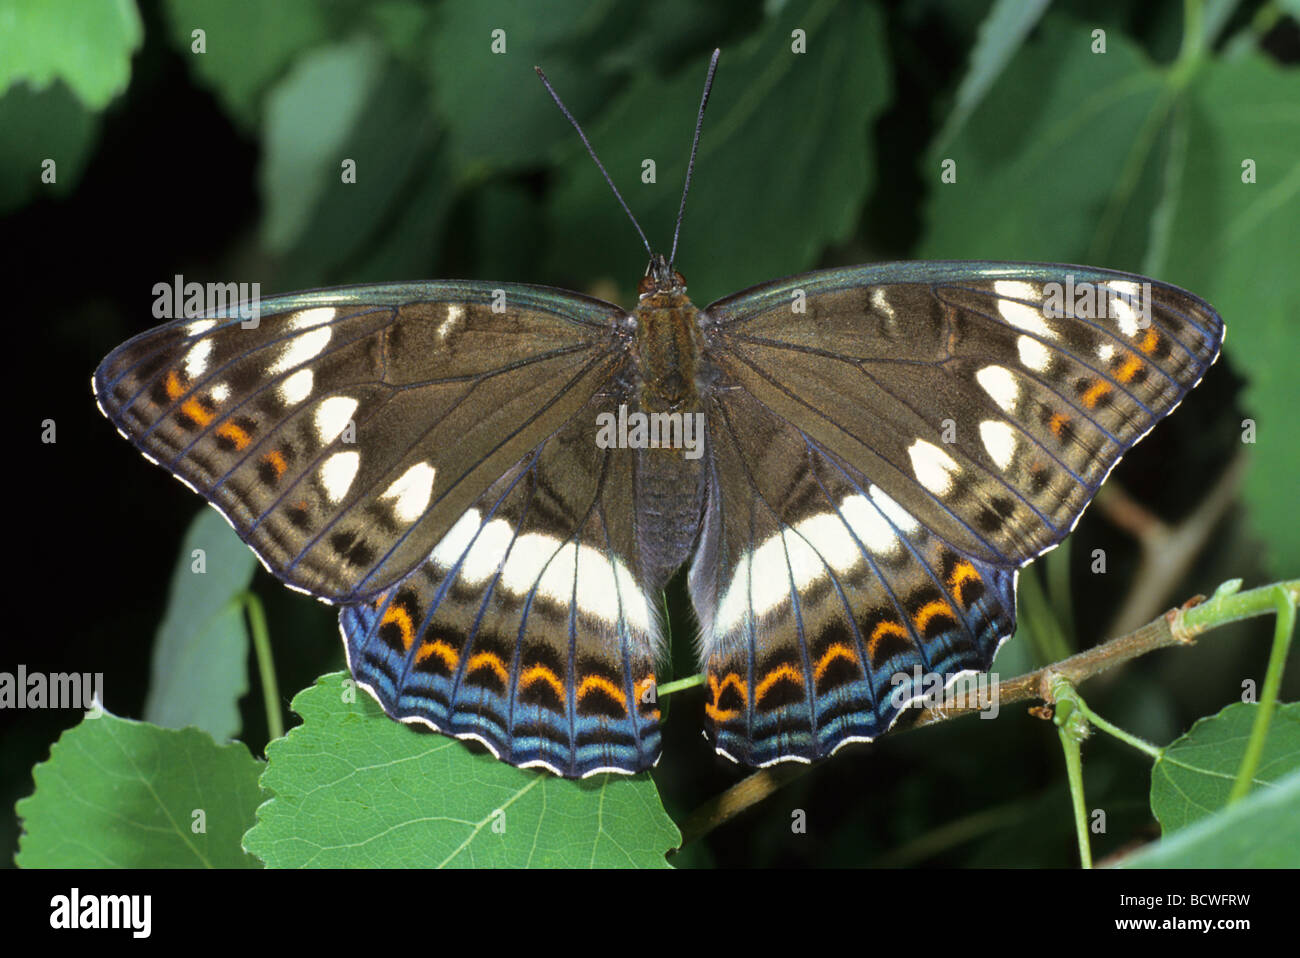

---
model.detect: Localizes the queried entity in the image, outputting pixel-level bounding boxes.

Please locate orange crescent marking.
[813,643,857,682]
[755,664,803,704]
[380,604,415,651]
[1138,329,1160,355]
[1115,354,1144,384]
[913,599,955,634]
[704,671,746,723]
[708,671,748,704]
[1080,379,1112,409]
[415,639,458,670]
[704,703,739,722]
[868,619,909,657]
[466,652,509,685]
[947,560,981,606]
[577,675,627,711]
[520,665,567,701]
[216,420,252,450]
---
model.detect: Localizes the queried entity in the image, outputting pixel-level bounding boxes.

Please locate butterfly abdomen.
[628,288,711,586]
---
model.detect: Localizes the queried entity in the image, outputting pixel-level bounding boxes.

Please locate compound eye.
[637,275,656,295]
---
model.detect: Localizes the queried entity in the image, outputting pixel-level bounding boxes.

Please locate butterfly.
[94,51,1224,778]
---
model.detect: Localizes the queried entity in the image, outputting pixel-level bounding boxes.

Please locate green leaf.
[428,0,621,172]
[243,673,681,867]
[264,52,445,288]
[932,0,1052,153]
[0,79,98,213]
[1150,701,1300,832]
[260,36,387,254]
[545,0,889,305]
[159,0,332,127]
[0,0,142,109]
[1118,766,1300,868]
[921,15,1167,265]
[1159,53,1300,577]
[16,711,263,868]
[143,507,257,742]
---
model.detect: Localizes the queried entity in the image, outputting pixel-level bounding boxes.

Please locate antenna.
[670,48,720,269]
[535,65,653,259]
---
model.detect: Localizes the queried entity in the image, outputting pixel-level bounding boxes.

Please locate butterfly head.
[639,253,687,299]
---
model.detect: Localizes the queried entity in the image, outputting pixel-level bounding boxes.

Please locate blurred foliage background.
[2,0,1297,867]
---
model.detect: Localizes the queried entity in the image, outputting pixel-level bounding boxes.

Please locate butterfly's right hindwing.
[340,386,664,777]
[94,282,625,603]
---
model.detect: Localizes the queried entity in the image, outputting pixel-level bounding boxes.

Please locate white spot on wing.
[209,382,230,404]
[613,561,652,634]
[186,319,217,336]
[1106,280,1141,299]
[714,557,751,635]
[869,484,919,535]
[1107,285,1142,336]
[870,287,895,320]
[431,509,481,568]
[288,306,336,330]
[535,540,579,607]
[792,511,861,574]
[839,494,900,556]
[318,451,359,502]
[314,395,357,444]
[438,303,465,341]
[183,338,213,379]
[995,280,1056,339]
[979,420,1017,469]
[1017,334,1052,372]
[975,364,1019,413]
[908,439,960,496]
[380,462,436,523]
[279,368,314,405]
[461,518,517,585]
[268,327,331,375]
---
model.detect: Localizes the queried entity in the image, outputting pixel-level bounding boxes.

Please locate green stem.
[1069,697,1163,759]
[243,592,284,743]
[1050,677,1093,869]
[658,672,705,697]
[1227,585,1296,803]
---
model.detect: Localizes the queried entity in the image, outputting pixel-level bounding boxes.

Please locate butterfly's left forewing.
[94,282,625,603]
[694,262,1223,765]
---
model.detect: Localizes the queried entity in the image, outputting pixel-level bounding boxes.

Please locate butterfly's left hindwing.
[695,262,1223,765]
[94,282,625,602]
[340,387,663,777]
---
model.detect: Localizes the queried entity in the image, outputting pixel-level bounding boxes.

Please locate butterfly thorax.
[634,257,705,412]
